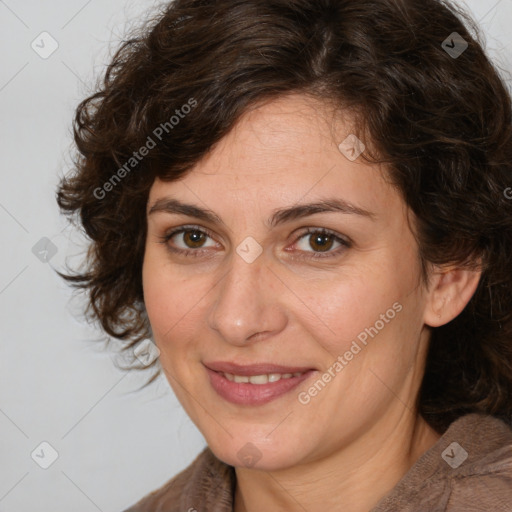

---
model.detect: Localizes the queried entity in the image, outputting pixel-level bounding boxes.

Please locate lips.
[204,366,317,406]
[203,361,316,376]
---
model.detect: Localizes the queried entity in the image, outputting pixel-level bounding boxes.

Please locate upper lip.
[203,361,316,376]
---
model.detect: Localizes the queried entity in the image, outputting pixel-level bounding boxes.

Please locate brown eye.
[308,232,335,252]
[159,226,217,257]
[182,229,207,248]
[293,228,350,260]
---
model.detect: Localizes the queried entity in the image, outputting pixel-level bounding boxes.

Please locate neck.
[233,410,441,512]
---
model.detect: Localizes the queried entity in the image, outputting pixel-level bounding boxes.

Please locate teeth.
[224,372,305,384]
[248,374,268,384]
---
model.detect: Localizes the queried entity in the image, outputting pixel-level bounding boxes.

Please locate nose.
[207,250,288,346]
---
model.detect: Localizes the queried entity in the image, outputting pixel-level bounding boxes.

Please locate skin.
[142,93,481,512]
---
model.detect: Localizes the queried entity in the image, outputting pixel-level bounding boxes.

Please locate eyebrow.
[147,197,377,227]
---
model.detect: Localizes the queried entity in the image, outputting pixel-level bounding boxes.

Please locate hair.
[56,0,512,433]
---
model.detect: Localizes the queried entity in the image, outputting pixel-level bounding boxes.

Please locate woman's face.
[142,93,434,470]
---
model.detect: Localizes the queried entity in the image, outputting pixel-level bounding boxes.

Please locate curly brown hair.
[56,0,512,433]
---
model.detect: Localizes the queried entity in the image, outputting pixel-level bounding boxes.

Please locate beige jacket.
[123,413,512,511]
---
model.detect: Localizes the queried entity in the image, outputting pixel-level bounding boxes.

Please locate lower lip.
[205,367,316,406]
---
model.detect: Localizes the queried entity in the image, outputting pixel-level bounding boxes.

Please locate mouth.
[203,361,317,406]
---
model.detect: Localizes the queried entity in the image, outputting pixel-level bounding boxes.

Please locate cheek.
[142,250,179,339]
[142,251,211,347]
[302,256,421,368]
[297,270,398,350]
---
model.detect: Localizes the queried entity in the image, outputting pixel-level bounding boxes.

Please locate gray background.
[1,0,511,510]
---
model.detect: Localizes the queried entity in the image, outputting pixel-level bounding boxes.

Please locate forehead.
[147,93,402,225]
[187,94,348,177]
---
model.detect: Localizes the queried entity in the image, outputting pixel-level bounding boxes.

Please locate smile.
[204,366,317,406]
[222,371,306,384]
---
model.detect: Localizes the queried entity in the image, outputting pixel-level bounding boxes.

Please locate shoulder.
[443,414,512,510]
[446,470,512,511]
[122,446,235,512]
[372,413,512,512]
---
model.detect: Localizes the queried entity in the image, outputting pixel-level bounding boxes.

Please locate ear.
[423,262,482,328]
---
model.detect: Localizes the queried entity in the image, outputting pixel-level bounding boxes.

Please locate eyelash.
[157,224,351,260]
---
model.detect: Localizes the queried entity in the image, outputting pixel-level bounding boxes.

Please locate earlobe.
[424,264,482,328]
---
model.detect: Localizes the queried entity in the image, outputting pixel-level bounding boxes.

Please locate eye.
[158,225,351,260]
[158,225,218,257]
[291,228,350,259]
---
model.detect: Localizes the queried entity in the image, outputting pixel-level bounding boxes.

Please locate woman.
[56,0,512,510]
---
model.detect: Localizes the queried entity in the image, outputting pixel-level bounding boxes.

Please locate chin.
[206,433,307,471]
